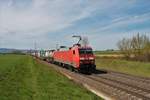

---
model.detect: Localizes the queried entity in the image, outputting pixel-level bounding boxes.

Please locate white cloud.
[0,0,149,49]
[0,0,100,36]
[0,0,107,49]
[91,12,150,33]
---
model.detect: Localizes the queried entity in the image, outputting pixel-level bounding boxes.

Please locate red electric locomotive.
[52,36,96,73]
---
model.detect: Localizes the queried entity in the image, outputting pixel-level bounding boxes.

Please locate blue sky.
[0,0,150,50]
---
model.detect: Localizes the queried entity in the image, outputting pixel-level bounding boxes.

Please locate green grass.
[0,54,101,100]
[96,57,150,77]
[94,50,122,55]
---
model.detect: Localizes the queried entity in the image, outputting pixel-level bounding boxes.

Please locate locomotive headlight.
[89,57,94,60]
[80,60,83,64]
[80,57,85,60]
[91,60,95,63]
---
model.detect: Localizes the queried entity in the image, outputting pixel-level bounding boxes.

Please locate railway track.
[98,73,150,91]
[98,69,150,84]
[88,74,150,100]
[38,59,150,100]
[109,72,150,84]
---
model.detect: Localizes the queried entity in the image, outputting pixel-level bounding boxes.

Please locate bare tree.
[117,33,150,61]
[117,38,132,58]
[81,36,89,47]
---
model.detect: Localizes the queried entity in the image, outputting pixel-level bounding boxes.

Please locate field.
[96,56,150,77]
[94,51,124,58]
[94,50,122,55]
[0,54,101,100]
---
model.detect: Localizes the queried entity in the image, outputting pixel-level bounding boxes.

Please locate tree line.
[117,33,150,61]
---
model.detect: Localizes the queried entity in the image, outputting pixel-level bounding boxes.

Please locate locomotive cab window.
[79,48,93,54]
[73,50,75,55]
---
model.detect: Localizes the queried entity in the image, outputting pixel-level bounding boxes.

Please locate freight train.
[32,36,96,74]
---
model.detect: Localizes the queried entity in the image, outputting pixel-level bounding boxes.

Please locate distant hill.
[0,48,16,53]
[0,48,29,54]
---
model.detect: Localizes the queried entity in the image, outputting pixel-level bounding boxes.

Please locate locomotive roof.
[79,46,92,49]
[72,45,92,49]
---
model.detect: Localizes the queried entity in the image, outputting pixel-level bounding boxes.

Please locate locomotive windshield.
[79,48,93,54]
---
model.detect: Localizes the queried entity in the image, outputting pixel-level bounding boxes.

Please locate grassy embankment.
[95,51,150,77]
[0,54,101,100]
